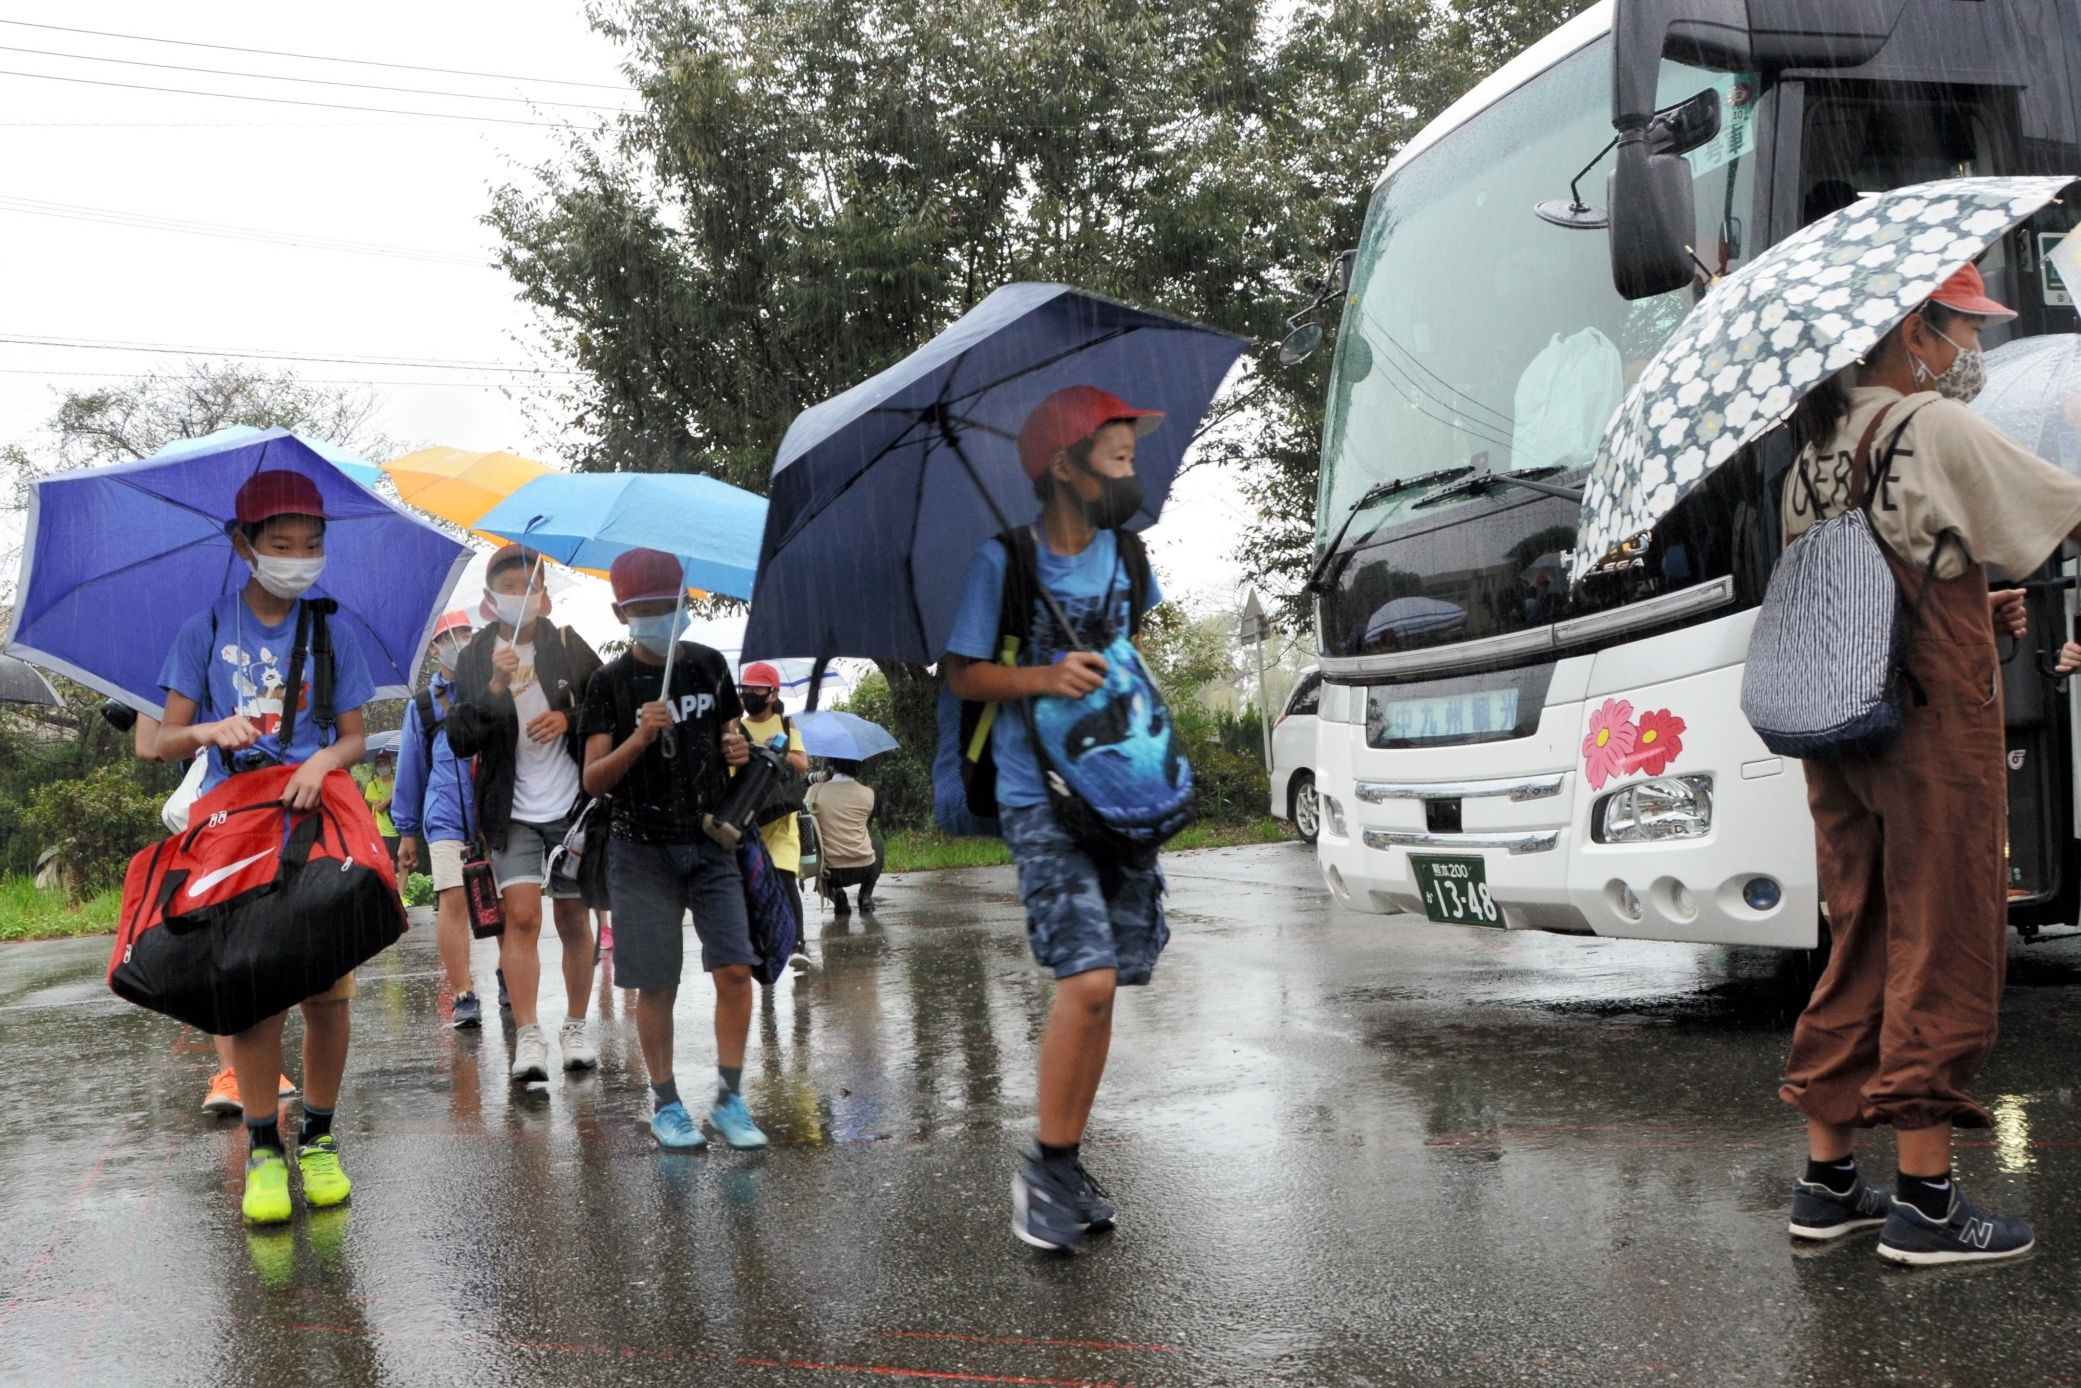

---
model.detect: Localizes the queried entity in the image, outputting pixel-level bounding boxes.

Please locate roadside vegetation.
[0,877,121,943]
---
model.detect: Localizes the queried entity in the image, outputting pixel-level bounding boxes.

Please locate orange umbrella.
[381,447,554,534]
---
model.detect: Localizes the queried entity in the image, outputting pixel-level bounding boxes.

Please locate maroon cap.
[1016,386,1165,480]
[610,547,685,604]
[234,470,326,525]
[1928,262,2016,322]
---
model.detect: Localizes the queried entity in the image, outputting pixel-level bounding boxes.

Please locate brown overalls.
[1779,406,2009,1132]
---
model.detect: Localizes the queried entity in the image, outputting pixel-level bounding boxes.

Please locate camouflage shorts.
[999,803,1168,985]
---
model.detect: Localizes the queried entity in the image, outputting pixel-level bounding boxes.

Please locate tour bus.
[1306,0,2081,949]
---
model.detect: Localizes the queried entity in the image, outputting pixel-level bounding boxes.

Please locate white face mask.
[432,637,468,672]
[485,588,542,630]
[249,554,326,600]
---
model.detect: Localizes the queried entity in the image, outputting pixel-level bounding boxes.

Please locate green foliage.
[0,876,122,942]
[490,0,1593,607]
[833,667,937,831]
[1140,602,1234,705]
[403,872,436,908]
[1169,698,1271,826]
[881,829,1013,872]
[21,763,166,899]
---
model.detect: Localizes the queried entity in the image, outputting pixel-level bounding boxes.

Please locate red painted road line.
[877,1331,1176,1354]
[271,1320,713,1363]
[738,1359,1128,1387]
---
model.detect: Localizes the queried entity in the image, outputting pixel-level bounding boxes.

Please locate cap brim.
[1932,294,2018,321]
[615,588,685,605]
[1126,410,1165,437]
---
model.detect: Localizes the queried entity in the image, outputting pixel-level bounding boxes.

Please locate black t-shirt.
[578,644,742,844]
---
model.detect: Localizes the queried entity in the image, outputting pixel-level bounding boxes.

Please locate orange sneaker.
[201,1068,242,1116]
[278,1074,298,1097]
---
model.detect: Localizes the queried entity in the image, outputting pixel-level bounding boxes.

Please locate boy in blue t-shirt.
[155,469,376,1226]
[944,385,1169,1253]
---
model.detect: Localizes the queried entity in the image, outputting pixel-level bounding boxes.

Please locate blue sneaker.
[451,991,482,1030]
[1789,1171,1891,1240]
[1011,1151,1083,1253]
[1878,1185,2034,1266]
[496,967,510,1011]
[708,1092,768,1149]
[650,1100,706,1149]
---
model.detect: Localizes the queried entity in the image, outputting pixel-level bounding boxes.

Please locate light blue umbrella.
[363,729,402,760]
[5,429,469,715]
[473,471,766,601]
[791,709,900,761]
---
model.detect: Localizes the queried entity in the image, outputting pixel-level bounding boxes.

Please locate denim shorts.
[999,803,1168,985]
[607,837,754,990]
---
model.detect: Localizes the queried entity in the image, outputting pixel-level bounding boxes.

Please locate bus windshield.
[1317,40,1758,551]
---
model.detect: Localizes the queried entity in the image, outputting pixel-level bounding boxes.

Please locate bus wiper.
[1410,463,1582,509]
[1305,467,1473,593]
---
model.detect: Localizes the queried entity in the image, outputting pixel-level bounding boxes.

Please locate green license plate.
[1410,854,1503,927]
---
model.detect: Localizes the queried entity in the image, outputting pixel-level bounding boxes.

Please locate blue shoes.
[651,1100,707,1149]
[1789,1172,1892,1240]
[708,1092,768,1149]
[1878,1185,2035,1266]
[450,991,482,1029]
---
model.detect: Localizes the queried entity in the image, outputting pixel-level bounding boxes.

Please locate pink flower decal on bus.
[1581,700,1689,789]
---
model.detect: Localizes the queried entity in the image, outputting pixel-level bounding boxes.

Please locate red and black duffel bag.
[109,763,407,1035]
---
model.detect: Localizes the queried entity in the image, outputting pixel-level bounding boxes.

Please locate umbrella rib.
[769,411,940,556]
[937,326,1140,410]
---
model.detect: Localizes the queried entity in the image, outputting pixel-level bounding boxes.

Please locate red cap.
[1016,386,1165,481]
[234,469,326,525]
[430,610,473,643]
[609,547,684,605]
[739,661,783,690]
[1928,262,2016,322]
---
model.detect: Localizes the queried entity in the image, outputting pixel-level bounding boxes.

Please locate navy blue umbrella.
[743,284,1247,665]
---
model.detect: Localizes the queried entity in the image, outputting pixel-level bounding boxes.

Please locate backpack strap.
[308,599,337,737]
[1116,529,1152,639]
[276,601,313,754]
[415,687,441,768]
[1857,400,1945,708]
[1849,401,1903,514]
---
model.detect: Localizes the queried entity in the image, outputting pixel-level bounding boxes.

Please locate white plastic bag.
[161,755,208,835]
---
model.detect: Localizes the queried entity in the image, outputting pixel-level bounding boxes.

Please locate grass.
[880,816,1299,874]
[0,876,123,943]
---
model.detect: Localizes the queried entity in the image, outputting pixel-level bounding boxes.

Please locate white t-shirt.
[504,638,581,824]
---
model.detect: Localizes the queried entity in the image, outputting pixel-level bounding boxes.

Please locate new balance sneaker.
[560,1020,598,1071]
[297,1135,353,1208]
[242,1149,292,1225]
[1070,1160,1115,1231]
[1789,1172,1892,1240]
[451,991,483,1029]
[202,1068,243,1116]
[651,1100,707,1149]
[1011,1152,1085,1253]
[1878,1186,2035,1266]
[510,1025,549,1082]
[708,1092,769,1149]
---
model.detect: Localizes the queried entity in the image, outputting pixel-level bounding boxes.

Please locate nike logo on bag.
[186,847,277,898]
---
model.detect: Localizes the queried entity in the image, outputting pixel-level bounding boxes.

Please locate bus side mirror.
[1608,129,1697,300]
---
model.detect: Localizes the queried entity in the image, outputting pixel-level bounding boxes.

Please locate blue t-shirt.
[160,593,378,792]
[944,529,1162,809]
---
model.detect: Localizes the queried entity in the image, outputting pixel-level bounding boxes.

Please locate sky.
[0,2,1260,660]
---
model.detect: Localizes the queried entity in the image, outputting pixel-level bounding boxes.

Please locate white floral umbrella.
[1571,175,2075,581]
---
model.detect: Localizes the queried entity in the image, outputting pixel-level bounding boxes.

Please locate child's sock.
[246,1117,285,1154]
[298,1104,334,1147]
[1037,1141,1078,1166]
[715,1065,742,1105]
[1897,1170,1954,1220]
[1803,1155,1856,1194]
[652,1078,680,1110]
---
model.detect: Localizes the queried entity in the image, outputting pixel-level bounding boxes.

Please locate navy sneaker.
[1070,1160,1115,1231]
[1789,1172,1891,1240]
[1011,1152,1084,1253]
[451,991,483,1030]
[495,968,511,1011]
[1878,1186,2034,1266]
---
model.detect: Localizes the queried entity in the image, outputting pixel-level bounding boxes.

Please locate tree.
[492,0,1591,605]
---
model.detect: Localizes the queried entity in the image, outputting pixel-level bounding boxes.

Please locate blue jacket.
[392,670,475,844]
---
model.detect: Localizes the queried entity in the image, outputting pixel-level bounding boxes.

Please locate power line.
[0,17,630,91]
[0,66,571,126]
[0,193,488,266]
[0,333,576,374]
[0,366,524,389]
[0,41,631,112]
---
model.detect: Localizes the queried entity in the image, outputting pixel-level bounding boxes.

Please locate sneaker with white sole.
[708,1092,768,1148]
[1789,1172,1892,1240]
[451,991,483,1030]
[510,1025,549,1082]
[559,1019,598,1071]
[1011,1151,1084,1253]
[651,1100,706,1149]
[1878,1185,2034,1266]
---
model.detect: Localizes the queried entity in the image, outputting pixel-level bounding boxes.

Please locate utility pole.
[1238,590,1273,770]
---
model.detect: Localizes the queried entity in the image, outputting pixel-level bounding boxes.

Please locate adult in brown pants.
[1775,263,2081,1265]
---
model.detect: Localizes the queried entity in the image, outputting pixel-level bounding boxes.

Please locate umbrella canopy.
[5,429,470,716]
[473,472,767,601]
[1972,334,2081,471]
[157,425,387,488]
[791,709,900,761]
[0,654,61,706]
[383,446,554,533]
[1572,176,2074,581]
[743,283,1248,665]
[363,728,402,760]
[1364,596,1466,644]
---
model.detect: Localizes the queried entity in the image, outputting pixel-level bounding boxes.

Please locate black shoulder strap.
[609,653,635,741]
[999,528,1040,663]
[276,601,313,753]
[1116,529,1152,638]
[308,599,337,736]
[415,687,440,765]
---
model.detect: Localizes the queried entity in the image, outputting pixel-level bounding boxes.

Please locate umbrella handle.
[656,594,684,759]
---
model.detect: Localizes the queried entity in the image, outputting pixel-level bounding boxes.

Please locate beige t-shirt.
[806,777,877,870]
[1782,386,2081,580]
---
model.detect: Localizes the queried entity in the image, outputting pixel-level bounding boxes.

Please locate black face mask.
[1077,472,1145,530]
[740,691,772,716]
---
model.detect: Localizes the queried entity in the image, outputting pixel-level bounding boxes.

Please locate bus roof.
[1377,0,1613,190]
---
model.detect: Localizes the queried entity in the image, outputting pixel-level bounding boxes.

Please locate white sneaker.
[510,1025,549,1082]
[559,1019,598,1071]
[788,951,812,974]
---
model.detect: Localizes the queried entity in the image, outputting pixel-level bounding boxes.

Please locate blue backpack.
[950,527,1195,864]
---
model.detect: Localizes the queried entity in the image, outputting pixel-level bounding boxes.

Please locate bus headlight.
[1592,775,1713,844]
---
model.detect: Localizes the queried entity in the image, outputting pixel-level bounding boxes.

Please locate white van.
[1270,666,1322,843]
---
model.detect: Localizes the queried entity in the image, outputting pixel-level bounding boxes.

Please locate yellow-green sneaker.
[242,1149,292,1225]
[297,1135,353,1208]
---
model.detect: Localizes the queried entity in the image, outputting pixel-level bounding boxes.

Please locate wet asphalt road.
[2,842,2079,1387]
